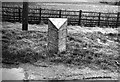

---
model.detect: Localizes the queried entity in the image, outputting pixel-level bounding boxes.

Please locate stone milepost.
[48,18,67,54]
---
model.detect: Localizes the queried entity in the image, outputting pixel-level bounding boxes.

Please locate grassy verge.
[1,22,120,73]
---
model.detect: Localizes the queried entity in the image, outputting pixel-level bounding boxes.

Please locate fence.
[2,5,120,28]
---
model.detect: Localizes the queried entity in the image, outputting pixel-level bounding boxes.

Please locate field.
[1,22,120,80]
[36,2,119,13]
[2,2,119,13]
[2,2,120,28]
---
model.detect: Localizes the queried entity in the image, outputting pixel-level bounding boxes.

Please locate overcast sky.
[1,0,120,2]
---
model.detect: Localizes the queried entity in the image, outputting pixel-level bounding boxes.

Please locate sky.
[1,0,120,2]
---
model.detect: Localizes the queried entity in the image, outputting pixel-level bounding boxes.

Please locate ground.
[1,22,120,80]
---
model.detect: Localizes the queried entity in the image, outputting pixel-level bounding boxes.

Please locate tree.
[22,0,28,30]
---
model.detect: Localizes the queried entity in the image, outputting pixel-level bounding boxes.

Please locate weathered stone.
[48,18,67,54]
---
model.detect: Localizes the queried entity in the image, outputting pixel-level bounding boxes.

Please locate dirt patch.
[18,63,120,80]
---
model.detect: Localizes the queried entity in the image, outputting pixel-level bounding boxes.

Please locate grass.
[2,22,47,64]
[1,22,120,74]
[3,2,119,13]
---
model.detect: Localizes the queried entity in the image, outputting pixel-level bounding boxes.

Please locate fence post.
[13,7,15,23]
[116,12,119,28]
[98,12,101,27]
[39,8,41,24]
[59,10,62,18]
[19,7,21,23]
[22,2,28,31]
[78,10,82,26]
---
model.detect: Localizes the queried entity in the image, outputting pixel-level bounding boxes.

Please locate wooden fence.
[2,5,120,28]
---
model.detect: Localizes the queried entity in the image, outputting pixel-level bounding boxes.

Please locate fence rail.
[2,5,120,28]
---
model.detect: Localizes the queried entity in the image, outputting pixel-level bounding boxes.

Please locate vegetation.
[2,2,119,13]
[1,22,120,73]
